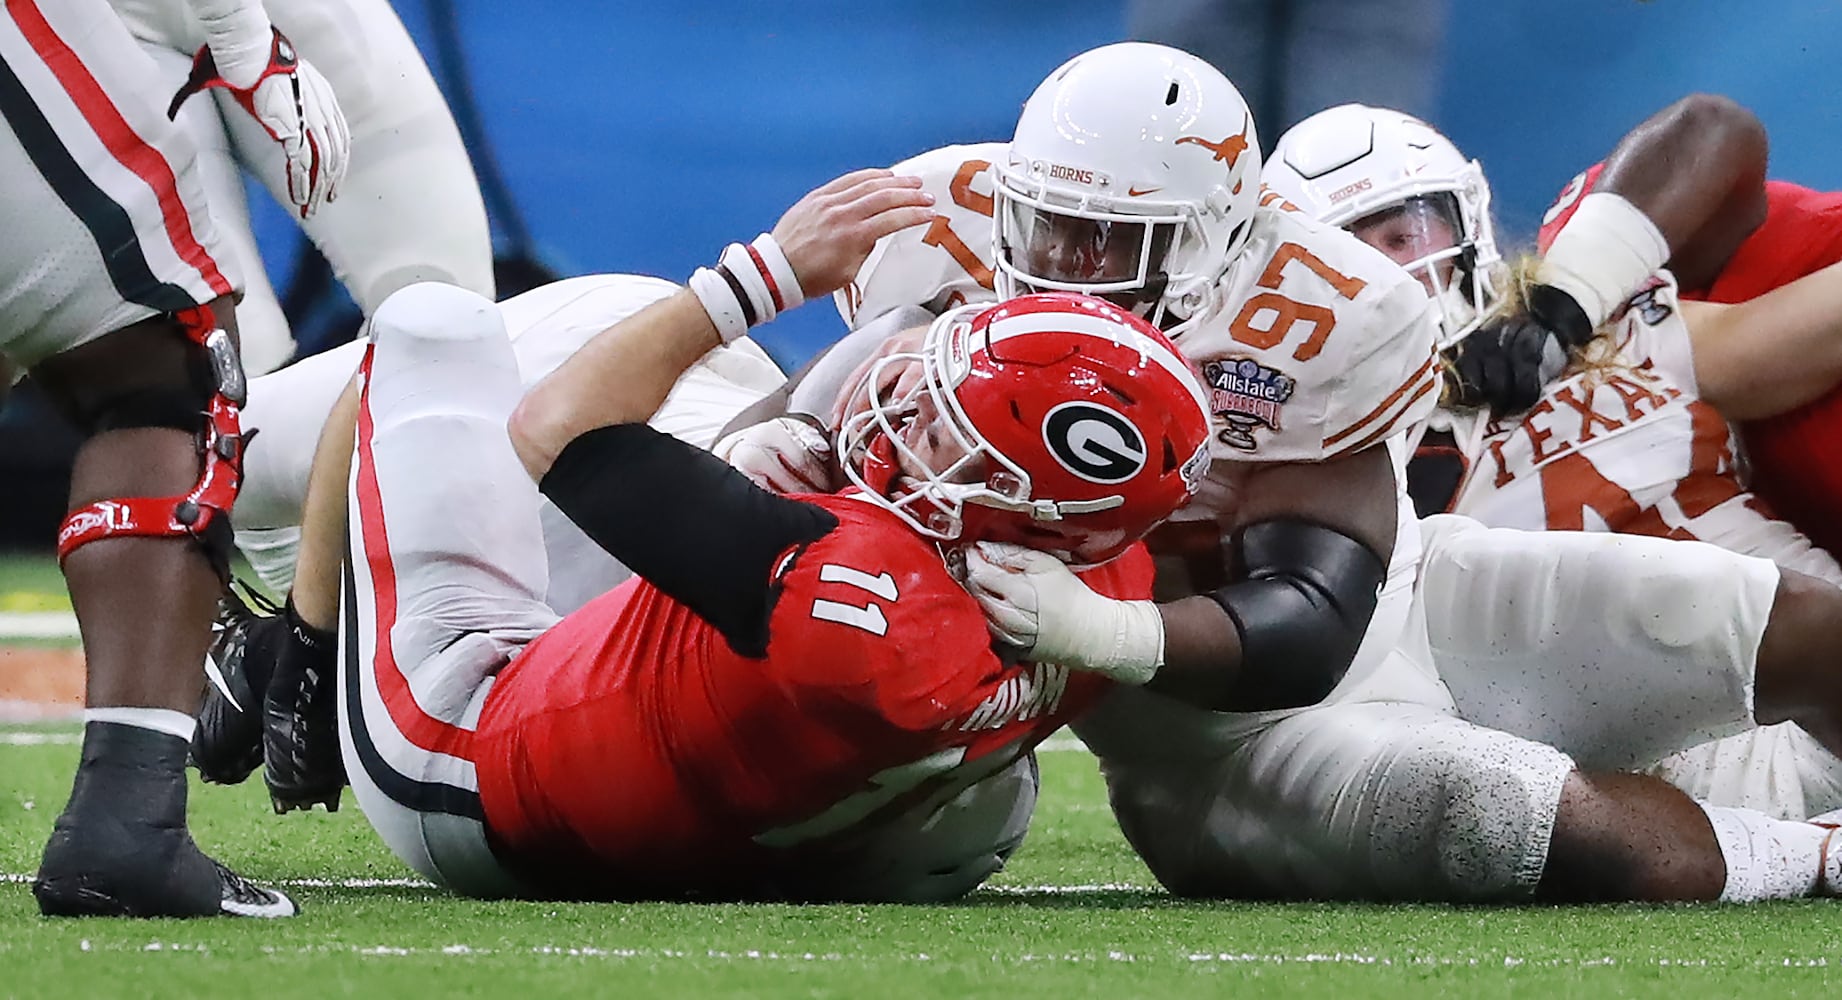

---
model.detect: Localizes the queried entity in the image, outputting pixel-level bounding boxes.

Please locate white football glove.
[712,416,837,494]
[963,541,1164,685]
[169,13,350,219]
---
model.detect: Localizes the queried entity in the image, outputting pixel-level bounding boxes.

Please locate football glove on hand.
[169,27,350,219]
[712,416,837,494]
[963,541,1163,685]
[1448,285,1595,417]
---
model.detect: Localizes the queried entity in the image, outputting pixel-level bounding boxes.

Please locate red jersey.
[469,493,1151,899]
[1541,165,1842,557]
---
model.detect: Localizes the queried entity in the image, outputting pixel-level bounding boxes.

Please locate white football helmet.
[1263,104,1502,349]
[993,42,1261,335]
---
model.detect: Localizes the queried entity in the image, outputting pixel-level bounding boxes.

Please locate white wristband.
[715,243,773,324]
[688,266,749,344]
[1537,191,1669,329]
[748,233,805,311]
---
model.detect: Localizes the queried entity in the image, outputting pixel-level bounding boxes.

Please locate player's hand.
[1448,284,1598,417]
[829,323,929,430]
[712,416,838,494]
[963,542,1163,685]
[168,28,350,219]
[772,169,934,300]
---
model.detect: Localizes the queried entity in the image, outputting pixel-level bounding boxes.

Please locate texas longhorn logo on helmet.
[1176,119,1252,169]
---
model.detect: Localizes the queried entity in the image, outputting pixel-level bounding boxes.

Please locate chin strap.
[56,305,249,578]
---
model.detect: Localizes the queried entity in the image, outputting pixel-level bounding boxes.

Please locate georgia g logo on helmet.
[1043,401,1147,484]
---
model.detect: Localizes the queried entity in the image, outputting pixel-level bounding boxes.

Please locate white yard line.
[0,611,78,641]
[0,731,80,745]
[4,935,1831,969]
[1,872,433,888]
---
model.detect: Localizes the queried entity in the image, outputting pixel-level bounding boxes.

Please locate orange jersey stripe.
[1323,352,1439,449]
[1341,375,1439,456]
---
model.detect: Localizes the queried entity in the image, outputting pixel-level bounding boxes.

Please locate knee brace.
[56,305,250,578]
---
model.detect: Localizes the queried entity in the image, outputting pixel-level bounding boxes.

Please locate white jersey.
[1079,207,1446,757]
[836,142,1006,328]
[839,145,1447,753]
[1446,272,1842,586]
[1442,271,1842,820]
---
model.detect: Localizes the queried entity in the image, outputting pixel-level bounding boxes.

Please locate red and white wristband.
[688,233,805,344]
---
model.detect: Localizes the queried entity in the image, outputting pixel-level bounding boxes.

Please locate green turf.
[2,733,1838,998]
[0,551,68,614]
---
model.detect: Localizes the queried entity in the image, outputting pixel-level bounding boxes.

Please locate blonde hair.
[1440,252,1630,412]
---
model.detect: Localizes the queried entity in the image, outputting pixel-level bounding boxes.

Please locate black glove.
[1447,284,1597,418]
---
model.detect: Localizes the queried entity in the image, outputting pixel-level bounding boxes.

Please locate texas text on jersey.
[465,492,1150,900]
[1445,272,1842,583]
[1541,164,1842,558]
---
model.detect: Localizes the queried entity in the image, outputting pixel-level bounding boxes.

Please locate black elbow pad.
[1206,519,1387,711]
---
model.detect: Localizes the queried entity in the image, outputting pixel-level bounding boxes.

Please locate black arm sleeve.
[539,423,838,657]
[1206,519,1387,711]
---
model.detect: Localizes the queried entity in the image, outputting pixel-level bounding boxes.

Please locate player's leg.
[1089,696,1574,901]
[136,39,296,376]
[26,304,298,918]
[256,368,362,810]
[1420,515,1840,900]
[193,342,366,788]
[340,282,555,896]
[232,338,371,592]
[1421,513,1775,771]
[1648,723,1842,821]
[0,0,295,918]
[1746,568,1842,759]
[219,0,494,314]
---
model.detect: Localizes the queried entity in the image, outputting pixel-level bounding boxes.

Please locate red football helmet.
[838,293,1212,566]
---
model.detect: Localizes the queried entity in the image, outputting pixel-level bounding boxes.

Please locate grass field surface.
[3,552,1840,996]
[2,729,1839,998]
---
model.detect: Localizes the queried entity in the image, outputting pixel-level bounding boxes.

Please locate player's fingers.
[787,419,833,455]
[861,206,938,245]
[970,587,1032,637]
[827,172,924,210]
[973,541,1042,572]
[965,549,1034,600]
[839,183,935,224]
[809,168,895,201]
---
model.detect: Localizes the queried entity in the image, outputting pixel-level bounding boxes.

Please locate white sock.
[84,707,196,743]
[1700,802,1830,902]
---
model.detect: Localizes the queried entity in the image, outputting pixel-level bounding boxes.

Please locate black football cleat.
[192,583,286,786]
[36,722,297,919]
[262,608,345,813]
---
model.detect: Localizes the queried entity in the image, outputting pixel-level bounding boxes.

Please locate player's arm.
[1682,260,1842,420]
[1591,94,1770,295]
[508,169,933,653]
[174,0,350,217]
[969,446,1395,712]
[1467,96,1769,416]
[1538,96,1767,341]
